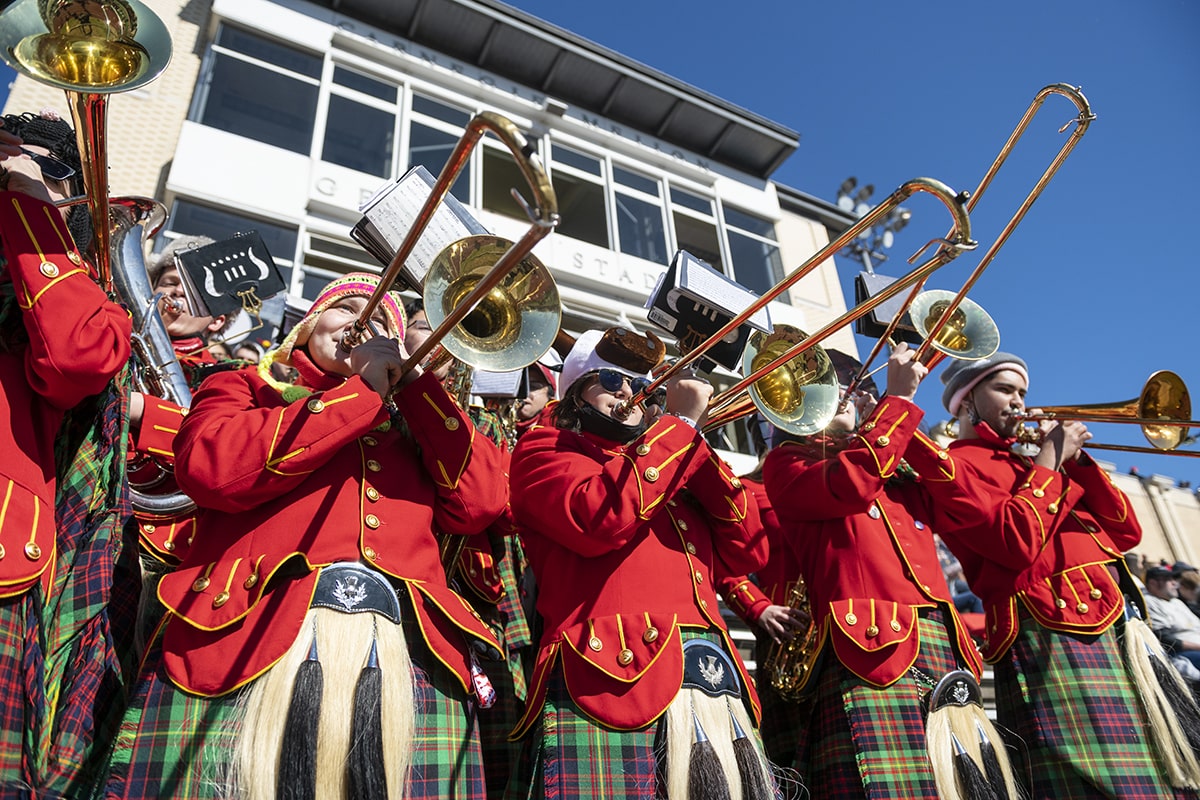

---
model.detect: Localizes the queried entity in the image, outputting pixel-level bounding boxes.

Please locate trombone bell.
[744,324,840,436]
[909,289,1000,362]
[0,0,172,93]
[1140,370,1191,450]
[423,235,561,373]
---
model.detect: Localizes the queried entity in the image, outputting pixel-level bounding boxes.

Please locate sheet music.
[356,166,488,286]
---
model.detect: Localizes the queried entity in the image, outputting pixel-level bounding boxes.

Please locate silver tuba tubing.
[109,197,197,516]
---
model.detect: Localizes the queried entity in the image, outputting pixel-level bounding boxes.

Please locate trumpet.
[1013,370,1200,457]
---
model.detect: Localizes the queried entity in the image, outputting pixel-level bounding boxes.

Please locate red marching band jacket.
[922,434,1141,661]
[0,193,131,598]
[157,367,507,697]
[716,477,789,627]
[763,398,984,687]
[508,413,766,735]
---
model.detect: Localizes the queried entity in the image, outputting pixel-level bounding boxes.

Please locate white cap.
[559,329,653,394]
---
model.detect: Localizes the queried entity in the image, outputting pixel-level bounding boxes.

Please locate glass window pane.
[728,231,787,304]
[723,206,777,240]
[302,268,343,300]
[215,27,322,78]
[615,193,666,263]
[552,144,602,177]
[412,94,471,127]
[408,122,469,202]
[321,95,394,177]
[333,66,394,101]
[670,187,712,215]
[199,55,318,154]
[167,200,298,269]
[613,165,658,196]
[672,211,722,272]
[553,171,608,248]
[482,147,527,222]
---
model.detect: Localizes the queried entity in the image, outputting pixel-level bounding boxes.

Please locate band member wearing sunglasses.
[0,111,133,797]
[103,273,508,800]
[508,326,775,799]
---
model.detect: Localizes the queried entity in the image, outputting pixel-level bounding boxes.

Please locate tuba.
[0,1,194,514]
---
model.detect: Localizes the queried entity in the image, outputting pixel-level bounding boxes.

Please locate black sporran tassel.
[976,721,1011,800]
[1148,646,1200,757]
[728,703,772,800]
[689,706,732,800]
[348,636,388,800]
[951,732,999,800]
[278,632,322,800]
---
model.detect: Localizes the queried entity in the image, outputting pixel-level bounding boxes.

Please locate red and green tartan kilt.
[104,601,489,799]
[800,607,959,800]
[0,591,45,794]
[508,629,767,800]
[992,615,1180,800]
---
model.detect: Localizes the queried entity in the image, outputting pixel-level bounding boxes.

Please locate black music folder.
[645,250,771,372]
[174,231,286,322]
[853,270,923,346]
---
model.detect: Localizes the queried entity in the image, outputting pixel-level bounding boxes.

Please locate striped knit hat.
[273,272,404,366]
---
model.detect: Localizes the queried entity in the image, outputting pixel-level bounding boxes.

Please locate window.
[723,206,786,304]
[550,144,607,248]
[321,95,395,177]
[481,145,528,222]
[320,67,399,177]
[407,94,470,202]
[194,26,321,155]
[670,187,722,271]
[613,166,667,263]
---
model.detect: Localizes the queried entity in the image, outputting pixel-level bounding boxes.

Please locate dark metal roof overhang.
[313,0,799,178]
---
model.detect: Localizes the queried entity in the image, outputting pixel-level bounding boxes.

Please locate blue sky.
[3,2,1197,483]
[503,0,1200,484]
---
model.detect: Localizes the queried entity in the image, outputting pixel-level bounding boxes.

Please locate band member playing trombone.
[763,344,1017,800]
[925,352,1192,799]
[508,326,775,799]
[103,273,508,800]
[0,112,134,797]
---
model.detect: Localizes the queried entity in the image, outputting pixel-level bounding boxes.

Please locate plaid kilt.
[509,629,770,800]
[41,372,140,799]
[103,598,488,800]
[0,591,45,797]
[993,616,1180,800]
[800,608,959,800]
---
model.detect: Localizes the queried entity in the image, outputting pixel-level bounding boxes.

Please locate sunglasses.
[595,368,651,396]
[21,148,76,182]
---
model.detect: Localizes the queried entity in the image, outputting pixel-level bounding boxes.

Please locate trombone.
[696,179,976,435]
[343,111,561,381]
[843,84,1095,399]
[615,176,976,428]
[1014,370,1200,457]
